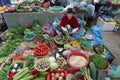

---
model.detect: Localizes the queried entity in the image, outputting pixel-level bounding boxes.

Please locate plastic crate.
[93,45,115,64]
[97,17,116,31]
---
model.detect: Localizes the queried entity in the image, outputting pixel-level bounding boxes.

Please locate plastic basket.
[24,32,35,41]
[47,70,66,80]
[54,35,68,45]
[67,51,89,70]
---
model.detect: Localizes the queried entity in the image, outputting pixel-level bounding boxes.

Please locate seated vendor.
[40,0,51,8]
[59,8,80,33]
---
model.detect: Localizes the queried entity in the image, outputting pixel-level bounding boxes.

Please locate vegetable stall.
[0,0,120,80]
[0,20,115,80]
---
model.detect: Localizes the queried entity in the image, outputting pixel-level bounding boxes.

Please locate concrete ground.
[103,30,120,80]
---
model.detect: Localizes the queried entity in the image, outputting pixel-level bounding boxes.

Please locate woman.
[59,8,80,33]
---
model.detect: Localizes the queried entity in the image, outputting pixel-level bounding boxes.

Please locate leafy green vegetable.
[0,25,25,58]
[76,38,87,48]
[23,54,34,70]
[0,65,11,80]
[5,25,25,40]
[56,35,67,42]
[90,54,107,69]
[0,39,22,58]
[34,72,47,79]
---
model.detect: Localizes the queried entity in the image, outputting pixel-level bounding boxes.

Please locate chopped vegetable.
[69,55,87,68]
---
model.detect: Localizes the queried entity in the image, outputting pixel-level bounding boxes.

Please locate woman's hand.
[61,27,67,32]
[71,27,78,33]
[40,0,44,4]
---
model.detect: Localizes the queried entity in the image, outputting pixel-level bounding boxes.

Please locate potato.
[58,76,64,80]
[51,73,55,77]
[60,72,64,77]
[55,73,60,79]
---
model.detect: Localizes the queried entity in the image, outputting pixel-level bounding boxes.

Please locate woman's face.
[67,13,74,19]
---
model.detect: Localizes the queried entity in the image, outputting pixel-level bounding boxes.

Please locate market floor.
[103,31,120,80]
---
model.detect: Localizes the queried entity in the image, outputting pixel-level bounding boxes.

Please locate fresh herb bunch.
[0,65,12,80]
[30,20,44,34]
[24,54,34,70]
[5,25,25,40]
[90,54,107,69]
[0,39,22,58]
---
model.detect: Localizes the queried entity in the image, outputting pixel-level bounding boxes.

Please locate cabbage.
[50,62,58,70]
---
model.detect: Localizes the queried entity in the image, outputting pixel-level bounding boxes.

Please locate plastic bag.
[42,23,56,36]
[91,25,104,45]
[72,27,86,39]
[108,65,120,78]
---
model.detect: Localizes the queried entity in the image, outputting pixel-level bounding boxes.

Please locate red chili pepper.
[30,70,40,75]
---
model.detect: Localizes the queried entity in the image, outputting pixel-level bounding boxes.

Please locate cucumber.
[20,75,33,80]
[22,73,30,78]
[90,62,96,80]
[13,67,28,79]
[13,69,29,80]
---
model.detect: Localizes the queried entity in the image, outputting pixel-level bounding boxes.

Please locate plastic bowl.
[24,32,35,41]
[67,51,89,70]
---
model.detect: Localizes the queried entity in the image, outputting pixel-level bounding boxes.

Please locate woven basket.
[109,0,120,8]
[34,58,50,72]
[34,34,45,41]
[54,35,68,45]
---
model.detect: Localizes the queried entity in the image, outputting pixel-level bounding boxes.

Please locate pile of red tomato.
[34,44,49,56]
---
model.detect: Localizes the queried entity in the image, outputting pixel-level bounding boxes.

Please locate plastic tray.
[93,45,115,63]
